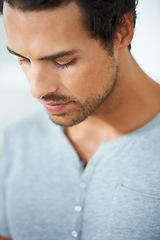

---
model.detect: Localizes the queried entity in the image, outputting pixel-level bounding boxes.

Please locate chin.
[48,111,89,127]
[49,115,78,127]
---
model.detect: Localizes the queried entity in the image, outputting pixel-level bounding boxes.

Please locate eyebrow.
[6,46,80,61]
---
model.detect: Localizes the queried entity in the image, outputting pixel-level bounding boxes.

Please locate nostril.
[30,82,58,100]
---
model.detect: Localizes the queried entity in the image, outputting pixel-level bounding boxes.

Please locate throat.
[65,128,102,165]
[64,124,122,165]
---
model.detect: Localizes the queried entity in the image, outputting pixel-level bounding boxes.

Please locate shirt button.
[75,205,82,212]
[72,230,79,238]
[80,181,87,189]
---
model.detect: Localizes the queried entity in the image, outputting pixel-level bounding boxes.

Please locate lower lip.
[42,102,72,114]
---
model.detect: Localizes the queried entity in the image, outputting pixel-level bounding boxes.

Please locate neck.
[66,49,160,142]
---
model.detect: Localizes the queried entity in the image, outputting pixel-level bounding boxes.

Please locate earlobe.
[116,12,134,50]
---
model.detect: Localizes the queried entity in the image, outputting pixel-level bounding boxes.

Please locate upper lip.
[41,100,70,106]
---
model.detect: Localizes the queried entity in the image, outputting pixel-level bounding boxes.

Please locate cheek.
[61,61,111,96]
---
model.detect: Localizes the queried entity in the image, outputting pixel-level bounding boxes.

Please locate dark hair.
[0,0,138,50]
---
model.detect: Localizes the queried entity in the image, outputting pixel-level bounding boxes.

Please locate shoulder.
[136,112,160,143]
[7,107,50,132]
[6,107,59,137]
[133,113,160,158]
[3,107,62,150]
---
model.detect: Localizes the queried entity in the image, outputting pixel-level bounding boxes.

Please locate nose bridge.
[30,62,57,99]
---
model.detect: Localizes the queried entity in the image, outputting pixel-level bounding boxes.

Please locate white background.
[0,0,160,149]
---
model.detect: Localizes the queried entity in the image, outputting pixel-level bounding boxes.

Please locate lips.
[41,100,72,114]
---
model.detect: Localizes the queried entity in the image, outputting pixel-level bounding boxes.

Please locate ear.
[116,12,134,50]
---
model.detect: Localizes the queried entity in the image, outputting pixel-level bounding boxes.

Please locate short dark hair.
[0,0,138,50]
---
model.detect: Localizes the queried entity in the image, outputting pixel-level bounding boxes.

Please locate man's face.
[3,2,119,127]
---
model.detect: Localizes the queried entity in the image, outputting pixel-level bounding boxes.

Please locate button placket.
[79,181,87,189]
[71,157,99,239]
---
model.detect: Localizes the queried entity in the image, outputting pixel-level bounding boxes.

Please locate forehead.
[4,2,81,26]
[3,2,91,57]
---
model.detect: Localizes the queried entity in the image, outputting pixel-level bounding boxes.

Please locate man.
[0,0,160,239]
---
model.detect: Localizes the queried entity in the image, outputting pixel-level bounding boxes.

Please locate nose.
[29,63,58,99]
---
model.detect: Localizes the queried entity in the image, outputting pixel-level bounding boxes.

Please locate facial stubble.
[47,63,119,127]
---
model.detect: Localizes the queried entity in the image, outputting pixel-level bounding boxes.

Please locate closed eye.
[18,57,76,69]
[19,58,30,65]
[54,59,76,69]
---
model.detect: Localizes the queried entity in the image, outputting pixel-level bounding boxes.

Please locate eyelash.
[19,58,76,69]
[19,58,30,65]
[53,59,76,69]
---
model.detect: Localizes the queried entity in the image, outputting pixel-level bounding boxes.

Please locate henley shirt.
[0,109,160,240]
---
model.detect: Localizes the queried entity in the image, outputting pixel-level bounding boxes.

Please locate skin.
[3,2,160,166]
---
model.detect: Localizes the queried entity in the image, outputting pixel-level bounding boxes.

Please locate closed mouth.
[41,100,71,106]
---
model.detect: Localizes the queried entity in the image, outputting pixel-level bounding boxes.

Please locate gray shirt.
[0,109,160,240]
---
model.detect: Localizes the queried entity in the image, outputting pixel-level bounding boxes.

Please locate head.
[2,0,138,127]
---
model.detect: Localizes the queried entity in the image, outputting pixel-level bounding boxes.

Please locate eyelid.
[54,58,76,69]
[53,56,75,64]
[18,57,30,65]
[18,56,77,68]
